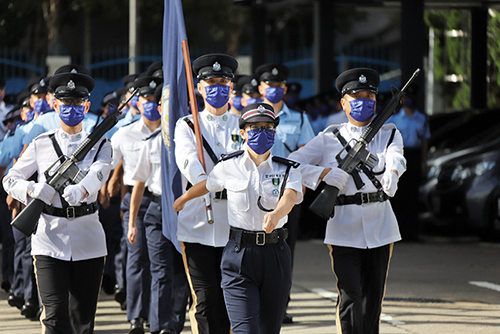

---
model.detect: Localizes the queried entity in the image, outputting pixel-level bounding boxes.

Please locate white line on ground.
[469,281,500,292]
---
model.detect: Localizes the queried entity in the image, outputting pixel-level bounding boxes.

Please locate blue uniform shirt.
[23,110,60,147]
[271,103,315,157]
[388,107,430,149]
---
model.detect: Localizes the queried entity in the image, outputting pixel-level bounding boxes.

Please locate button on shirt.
[3,129,112,261]
[111,118,158,186]
[388,107,430,149]
[174,110,242,247]
[206,149,303,231]
[132,130,162,195]
[288,123,406,249]
[271,103,315,157]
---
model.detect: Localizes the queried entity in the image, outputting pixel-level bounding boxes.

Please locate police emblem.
[67,80,76,90]
[71,68,78,73]
[359,74,367,84]
[251,78,258,86]
[272,189,280,196]
[207,114,213,121]
[40,79,46,87]
[6,178,14,190]
[149,80,157,89]
[213,62,221,72]
[258,105,266,113]
[272,68,279,76]
[222,114,228,121]
[97,171,103,181]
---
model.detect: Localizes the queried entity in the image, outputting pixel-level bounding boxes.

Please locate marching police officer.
[238,75,263,107]
[174,53,241,334]
[3,70,113,333]
[288,68,406,334]
[229,74,244,115]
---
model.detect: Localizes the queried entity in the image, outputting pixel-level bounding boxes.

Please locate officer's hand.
[108,180,120,198]
[173,197,185,212]
[6,195,17,211]
[28,182,56,205]
[128,224,137,244]
[262,212,279,233]
[323,168,349,190]
[381,170,399,197]
[63,184,86,206]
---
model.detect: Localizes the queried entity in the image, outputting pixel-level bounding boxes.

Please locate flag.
[160,0,188,253]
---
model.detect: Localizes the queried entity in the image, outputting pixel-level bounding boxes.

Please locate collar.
[241,147,275,171]
[346,122,369,134]
[276,102,290,117]
[58,128,85,142]
[202,109,230,122]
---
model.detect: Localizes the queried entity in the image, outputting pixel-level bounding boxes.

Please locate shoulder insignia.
[144,129,161,141]
[122,118,139,128]
[272,156,300,168]
[219,150,244,162]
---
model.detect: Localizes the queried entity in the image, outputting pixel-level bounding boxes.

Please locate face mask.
[404,97,415,109]
[26,110,35,122]
[246,97,264,105]
[231,96,243,111]
[265,87,285,103]
[204,84,230,109]
[349,98,376,122]
[141,101,160,121]
[246,128,275,155]
[130,95,139,110]
[34,99,51,115]
[59,104,86,126]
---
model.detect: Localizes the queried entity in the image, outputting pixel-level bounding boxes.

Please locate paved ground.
[1,238,500,333]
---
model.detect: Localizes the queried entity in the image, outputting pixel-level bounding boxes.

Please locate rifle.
[309,68,421,220]
[11,88,139,236]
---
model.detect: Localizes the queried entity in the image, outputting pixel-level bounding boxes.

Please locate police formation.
[0,56,409,334]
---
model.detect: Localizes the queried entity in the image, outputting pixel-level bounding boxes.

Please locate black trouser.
[34,255,105,334]
[181,242,230,334]
[329,244,393,334]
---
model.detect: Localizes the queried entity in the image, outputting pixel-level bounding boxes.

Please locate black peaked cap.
[192,53,238,81]
[335,67,380,96]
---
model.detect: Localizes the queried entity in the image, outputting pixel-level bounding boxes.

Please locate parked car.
[419,109,500,240]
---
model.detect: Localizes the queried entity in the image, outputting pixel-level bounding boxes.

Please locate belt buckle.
[66,207,76,220]
[256,232,266,246]
[360,193,369,206]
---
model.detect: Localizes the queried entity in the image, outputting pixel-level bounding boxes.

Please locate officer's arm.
[128,180,146,245]
[107,161,124,197]
[173,179,209,212]
[262,188,298,233]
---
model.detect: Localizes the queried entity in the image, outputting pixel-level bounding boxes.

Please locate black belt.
[127,186,152,198]
[214,189,227,201]
[335,191,389,206]
[151,194,161,204]
[43,202,99,219]
[229,227,288,246]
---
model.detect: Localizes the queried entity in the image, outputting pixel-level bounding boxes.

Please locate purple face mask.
[141,101,160,121]
[34,99,51,115]
[246,128,275,155]
[204,84,230,109]
[246,97,264,105]
[59,104,86,126]
[265,87,285,103]
[349,98,376,122]
[231,96,243,111]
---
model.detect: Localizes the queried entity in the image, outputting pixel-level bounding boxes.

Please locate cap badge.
[40,79,46,87]
[251,78,258,86]
[272,68,279,76]
[257,105,266,113]
[359,75,367,84]
[71,68,78,73]
[149,80,157,89]
[213,62,221,72]
[67,80,76,90]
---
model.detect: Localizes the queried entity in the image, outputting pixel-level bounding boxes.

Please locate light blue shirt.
[388,107,430,149]
[271,103,315,157]
[23,110,60,147]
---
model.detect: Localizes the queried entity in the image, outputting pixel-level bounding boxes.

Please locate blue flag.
[160,0,188,253]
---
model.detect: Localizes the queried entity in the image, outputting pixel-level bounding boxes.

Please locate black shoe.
[1,281,11,293]
[129,317,145,334]
[283,312,293,324]
[21,301,39,319]
[114,285,126,304]
[7,293,24,309]
[120,301,127,311]
[101,274,116,295]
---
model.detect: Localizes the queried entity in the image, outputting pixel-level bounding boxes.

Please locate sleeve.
[385,128,407,177]
[3,140,39,204]
[131,140,151,183]
[288,133,328,190]
[205,161,225,193]
[22,122,45,147]
[79,138,113,197]
[297,113,316,147]
[174,118,207,185]
[285,167,303,204]
[110,130,124,169]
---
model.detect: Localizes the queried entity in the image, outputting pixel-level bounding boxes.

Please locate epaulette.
[34,129,57,141]
[219,150,244,162]
[272,156,300,168]
[7,129,15,137]
[144,128,161,141]
[121,118,139,128]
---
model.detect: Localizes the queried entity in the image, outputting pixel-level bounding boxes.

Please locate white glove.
[323,168,350,190]
[63,184,86,206]
[381,171,399,197]
[28,182,56,205]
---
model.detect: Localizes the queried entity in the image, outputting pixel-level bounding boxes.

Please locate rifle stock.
[309,69,420,220]
[11,88,139,236]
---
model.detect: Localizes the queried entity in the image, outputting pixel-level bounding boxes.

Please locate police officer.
[3,70,113,333]
[229,74,244,115]
[0,78,14,140]
[238,75,263,107]
[255,63,315,323]
[174,102,303,334]
[110,74,163,334]
[128,85,189,334]
[288,68,406,334]
[174,53,240,334]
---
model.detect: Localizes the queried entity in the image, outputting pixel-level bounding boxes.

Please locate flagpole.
[181,40,214,224]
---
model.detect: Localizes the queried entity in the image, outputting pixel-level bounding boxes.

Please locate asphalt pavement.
[1,237,500,333]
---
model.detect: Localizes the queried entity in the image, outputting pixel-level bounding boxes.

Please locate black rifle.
[309,69,421,220]
[11,88,139,236]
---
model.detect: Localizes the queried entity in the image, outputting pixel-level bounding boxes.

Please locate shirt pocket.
[225,178,250,212]
[150,151,161,166]
[278,124,299,148]
[123,141,142,159]
[260,177,281,210]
